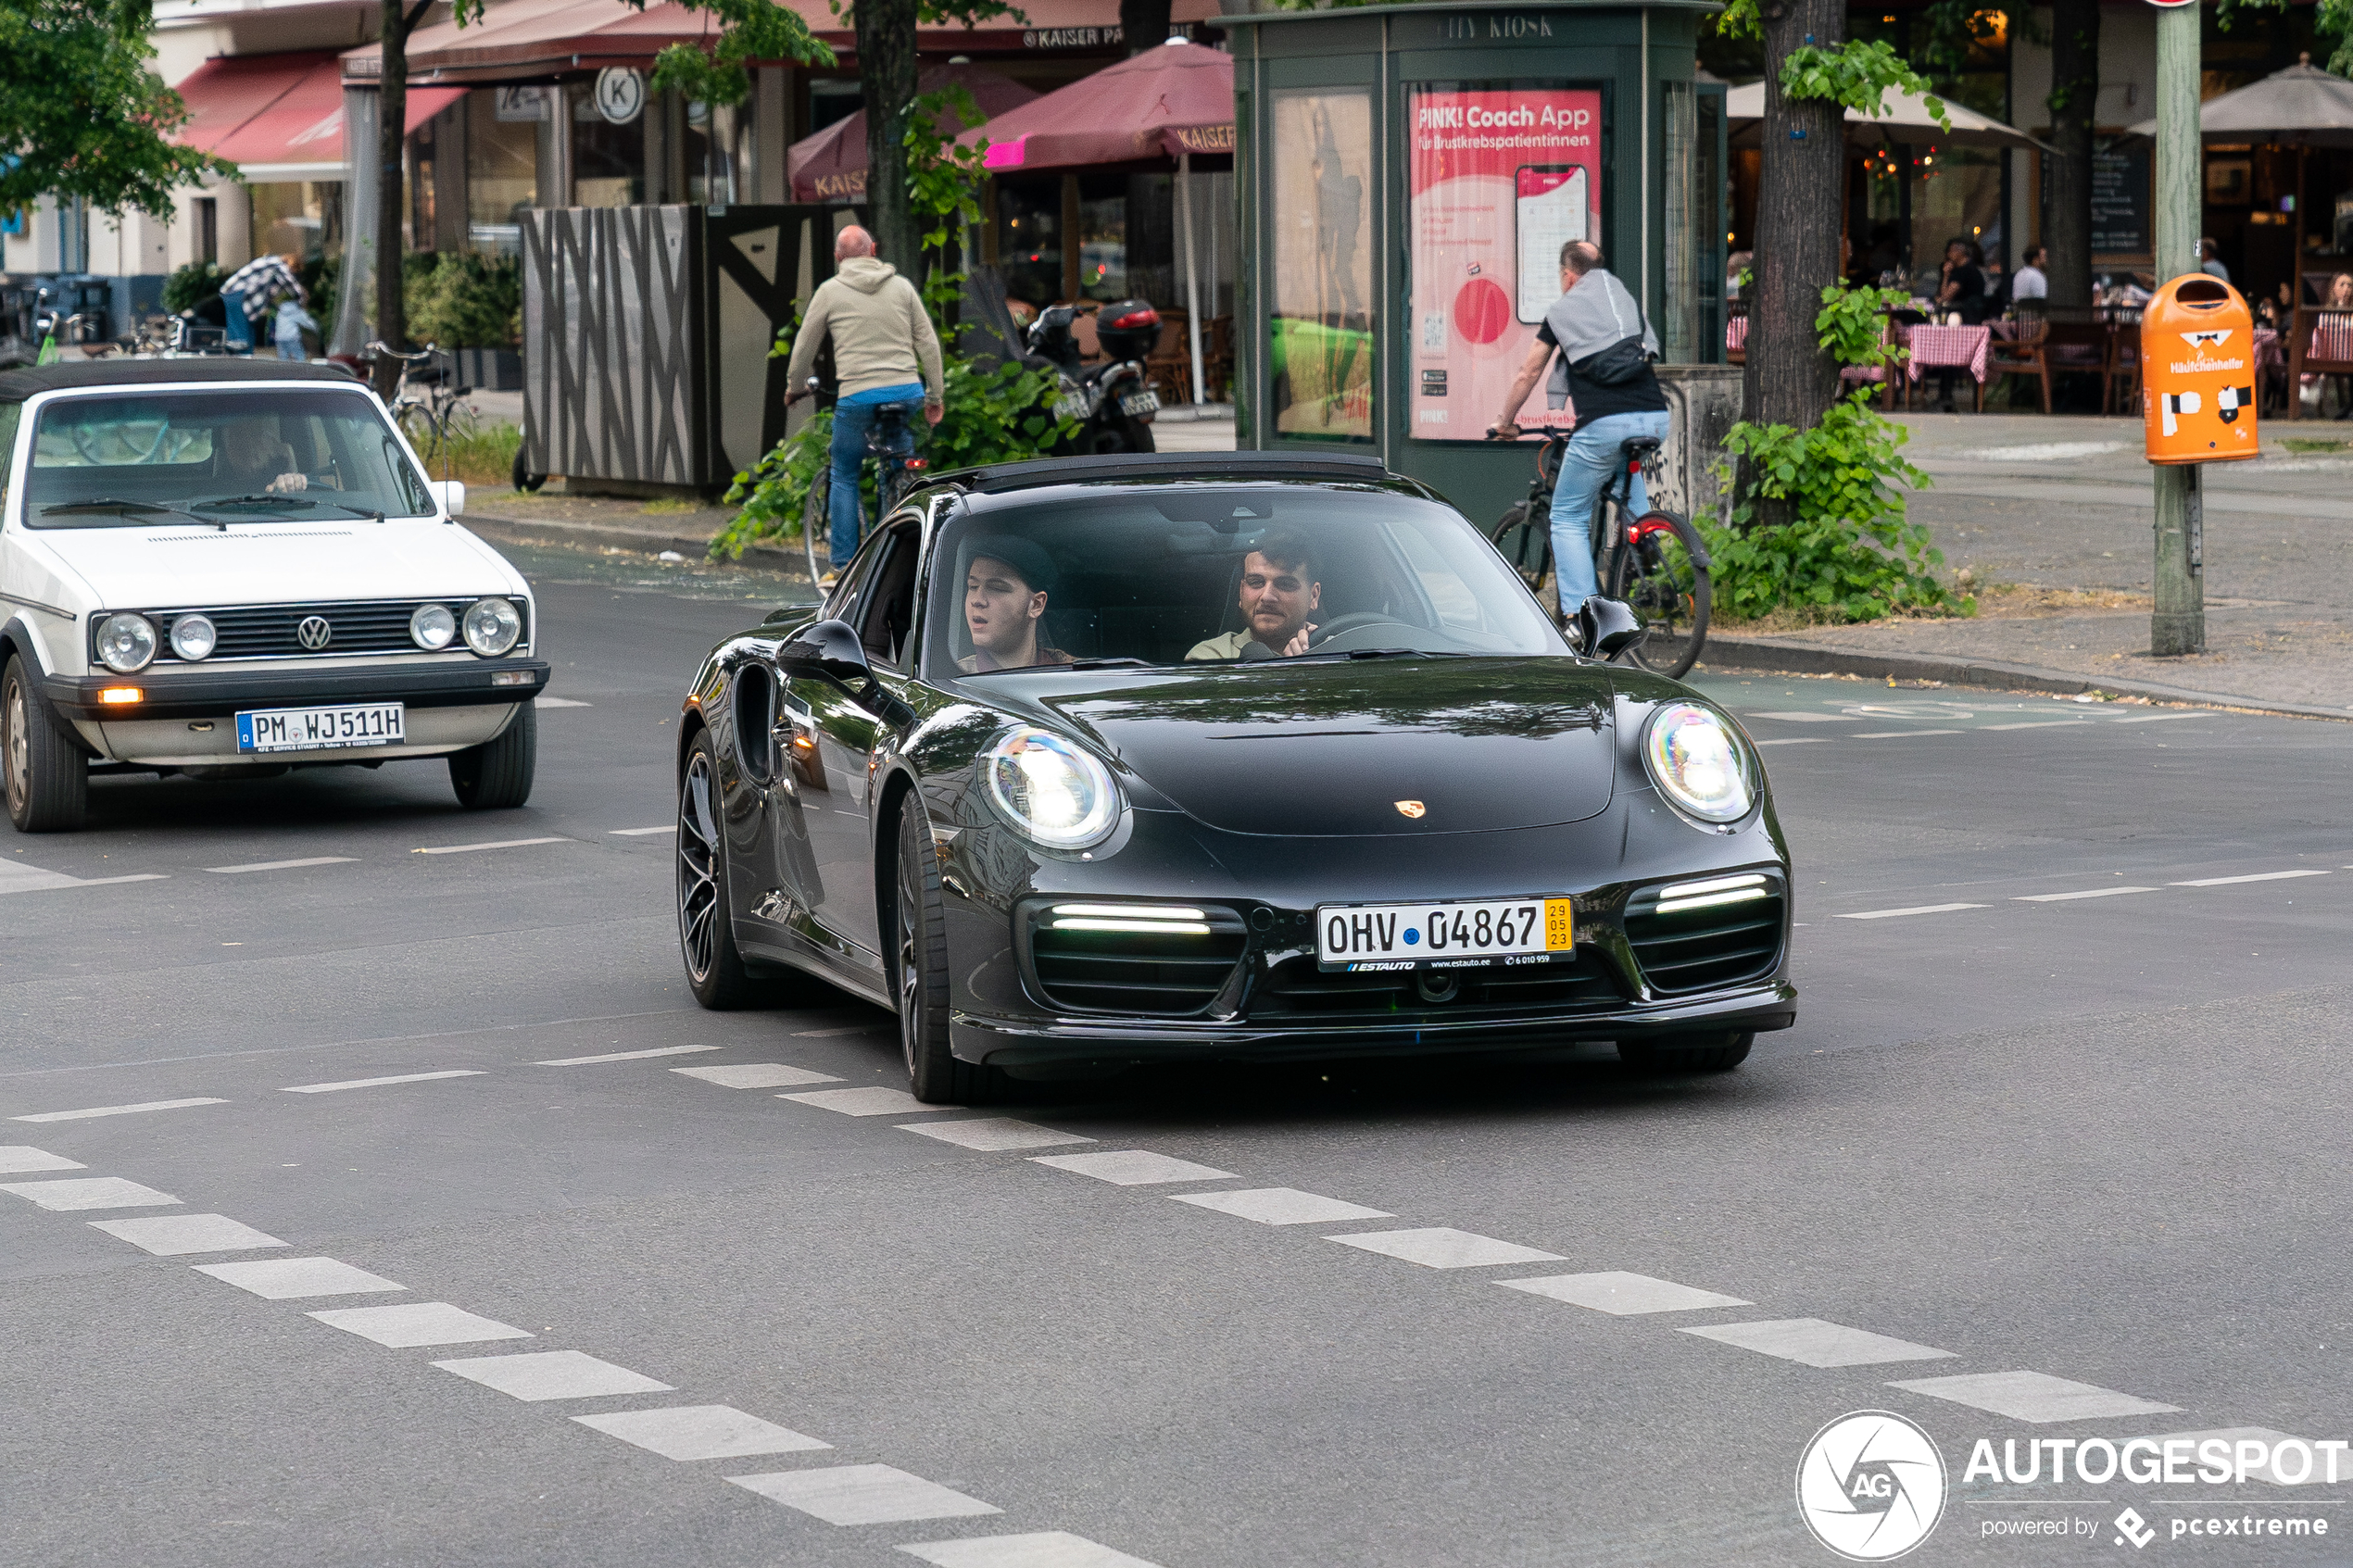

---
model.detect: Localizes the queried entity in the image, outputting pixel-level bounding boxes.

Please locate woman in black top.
[1931,238,1987,410]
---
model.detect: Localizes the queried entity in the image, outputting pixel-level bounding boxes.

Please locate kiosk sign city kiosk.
[1213,0,1727,523]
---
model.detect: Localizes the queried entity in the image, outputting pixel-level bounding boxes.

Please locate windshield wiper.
[188,494,384,521]
[40,498,217,528]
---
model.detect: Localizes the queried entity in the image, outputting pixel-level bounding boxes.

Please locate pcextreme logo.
[1797,1411,1949,1561]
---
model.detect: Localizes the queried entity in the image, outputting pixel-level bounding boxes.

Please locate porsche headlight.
[982,726,1120,848]
[1642,703,1754,824]
[96,612,157,674]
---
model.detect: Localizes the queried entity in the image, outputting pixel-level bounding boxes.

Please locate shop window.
[1269,87,1373,444]
[194,197,218,265]
[249,182,341,265]
[573,83,646,208]
[1077,172,1126,301]
[469,89,538,254]
[995,177,1063,309]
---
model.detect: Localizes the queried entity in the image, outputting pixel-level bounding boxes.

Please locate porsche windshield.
[928,485,1567,675]
[22,388,436,526]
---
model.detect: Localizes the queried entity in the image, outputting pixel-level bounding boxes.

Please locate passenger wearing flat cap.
[957,536,1074,672]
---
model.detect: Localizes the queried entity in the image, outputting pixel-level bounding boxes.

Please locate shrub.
[409,252,522,348]
[161,260,222,314]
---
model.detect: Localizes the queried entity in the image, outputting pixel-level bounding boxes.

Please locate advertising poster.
[1408,84,1603,442]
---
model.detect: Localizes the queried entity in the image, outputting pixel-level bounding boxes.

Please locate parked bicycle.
[1489,430,1712,679]
[790,377,928,588]
[369,342,479,479]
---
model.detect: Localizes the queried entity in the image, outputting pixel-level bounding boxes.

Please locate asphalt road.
[3,548,2347,1568]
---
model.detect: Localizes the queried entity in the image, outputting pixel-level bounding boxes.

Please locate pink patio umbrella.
[787,62,1038,204]
[963,39,1235,403]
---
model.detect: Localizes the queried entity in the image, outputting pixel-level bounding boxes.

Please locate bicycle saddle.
[1618,436,1664,458]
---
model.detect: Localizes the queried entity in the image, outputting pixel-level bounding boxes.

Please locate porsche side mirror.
[1576,596,1644,661]
[777,617,912,724]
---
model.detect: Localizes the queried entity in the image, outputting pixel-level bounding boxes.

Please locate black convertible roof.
[0,358,361,402]
[938,450,1396,494]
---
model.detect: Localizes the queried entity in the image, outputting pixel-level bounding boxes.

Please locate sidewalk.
[1698,412,2353,720]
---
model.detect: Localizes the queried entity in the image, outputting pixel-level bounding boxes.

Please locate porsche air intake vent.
[1025,902,1247,1016]
[1252,956,1622,1020]
[1622,872,1786,995]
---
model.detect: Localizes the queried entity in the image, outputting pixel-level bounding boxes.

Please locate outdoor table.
[1727,315,1748,355]
[1904,322,1991,384]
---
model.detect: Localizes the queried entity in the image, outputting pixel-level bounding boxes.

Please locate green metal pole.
[2151,0,2205,657]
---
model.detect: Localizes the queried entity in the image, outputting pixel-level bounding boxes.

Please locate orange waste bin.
[2142,275,2259,463]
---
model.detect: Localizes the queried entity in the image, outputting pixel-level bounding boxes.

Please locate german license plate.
[1316,897,1573,971]
[235,702,405,754]
[1119,389,1161,417]
[1052,392,1090,421]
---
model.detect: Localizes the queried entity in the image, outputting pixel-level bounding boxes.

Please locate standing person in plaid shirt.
[219,255,303,355]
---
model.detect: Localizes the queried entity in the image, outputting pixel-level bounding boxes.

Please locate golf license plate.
[1119,389,1161,417]
[236,702,405,754]
[1316,897,1574,972]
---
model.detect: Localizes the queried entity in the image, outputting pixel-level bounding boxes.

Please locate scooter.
[1025,300,1161,454]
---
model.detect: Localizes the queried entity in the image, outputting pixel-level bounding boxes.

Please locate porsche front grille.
[1623,874,1786,995]
[1026,903,1248,1016]
[1252,956,1622,1021]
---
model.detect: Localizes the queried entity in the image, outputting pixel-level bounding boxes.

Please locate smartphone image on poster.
[1516,166,1590,323]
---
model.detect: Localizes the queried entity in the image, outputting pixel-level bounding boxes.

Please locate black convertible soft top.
[0,358,360,402]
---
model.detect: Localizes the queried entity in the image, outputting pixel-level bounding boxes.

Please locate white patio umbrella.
[1724,80,2050,150]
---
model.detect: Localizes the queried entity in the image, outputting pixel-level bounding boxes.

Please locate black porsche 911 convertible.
[675,452,1794,1102]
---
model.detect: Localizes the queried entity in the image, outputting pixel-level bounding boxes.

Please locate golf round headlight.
[461,596,522,657]
[1643,702,1754,824]
[981,726,1121,848]
[410,603,458,650]
[97,612,157,674]
[168,613,217,662]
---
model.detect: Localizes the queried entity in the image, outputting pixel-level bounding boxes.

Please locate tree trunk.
[373,0,410,396]
[855,0,921,276]
[1740,0,1845,529]
[1121,0,1172,53]
[2044,0,2099,310]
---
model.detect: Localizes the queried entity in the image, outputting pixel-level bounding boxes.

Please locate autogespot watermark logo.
[1797,1411,1949,1561]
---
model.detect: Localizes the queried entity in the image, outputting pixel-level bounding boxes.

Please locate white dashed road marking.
[195,1258,405,1298]
[1980,720,2096,732]
[1030,1150,1239,1186]
[573,1405,832,1461]
[2110,711,2211,723]
[89,1214,287,1255]
[1837,903,1988,921]
[205,857,358,874]
[12,1097,228,1123]
[898,1533,1165,1568]
[0,1147,84,1173]
[899,1118,1094,1152]
[1326,1227,1564,1269]
[1748,712,1864,722]
[782,1086,948,1117]
[2171,870,2329,887]
[1500,1271,1752,1315]
[1855,730,1964,739]
[1680,1318,1956,1367]
[1754,738,1833,747]
[608,825,673,835]
[2016,887,2160,902]
[726,1464,1002,1526]
[308,1302,533,1348]
[537,696,592,708]
[673,1062,842,1088]
[412,837,570,855]
[1170,1187,1393,1226]
[794,1024,887,1039]
[434,1350,674,1401]
[282,1070,485,1094]
[0,1177,180,1211]
[1888,1370,2180,1422]
[535,1045,719,1066]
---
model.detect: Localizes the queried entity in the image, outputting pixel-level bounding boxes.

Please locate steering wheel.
[1306,611,1412,649]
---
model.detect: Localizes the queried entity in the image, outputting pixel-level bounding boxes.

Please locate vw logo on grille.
[296,615,333,650]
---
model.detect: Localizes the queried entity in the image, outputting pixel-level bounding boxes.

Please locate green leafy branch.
[1815,282,1912,370]
[2218,0,2353,76]
[648,0,836,107]
[1780,39,1951,129]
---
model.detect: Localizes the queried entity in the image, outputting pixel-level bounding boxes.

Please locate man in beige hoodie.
[786,226,945,581]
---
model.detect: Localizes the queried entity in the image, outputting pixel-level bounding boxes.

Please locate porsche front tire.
[676,731,769,1010]
[893,798,999,1105]
[1618,1031,1754,1073]
[3,657,87,834]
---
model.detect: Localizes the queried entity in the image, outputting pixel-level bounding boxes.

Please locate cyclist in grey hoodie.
[786,226,945,579]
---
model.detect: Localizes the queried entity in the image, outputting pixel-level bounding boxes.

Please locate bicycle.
[1489,428,1712,679]
[790,378,927,588]
[370,342,479,479]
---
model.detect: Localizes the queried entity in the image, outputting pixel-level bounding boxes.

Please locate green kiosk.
[1210,0,1729,529]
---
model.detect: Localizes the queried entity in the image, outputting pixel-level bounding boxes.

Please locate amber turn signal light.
[99,687,144,705]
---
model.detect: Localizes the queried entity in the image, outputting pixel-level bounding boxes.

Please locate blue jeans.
[221,290,254,352]
[1547,408,1672,615]
[827,383,926,570]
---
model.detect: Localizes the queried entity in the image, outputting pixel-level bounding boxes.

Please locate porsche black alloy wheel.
[893,799,999,1104]
[677,734,766,1009]
[449,703,536,809]
[1617,1031,1754,1073]
[3,656,87,833]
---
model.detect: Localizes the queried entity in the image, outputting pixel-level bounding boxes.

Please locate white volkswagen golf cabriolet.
[0,360,549,832]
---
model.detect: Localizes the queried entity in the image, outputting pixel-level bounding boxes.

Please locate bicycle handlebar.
[364,342,439,365]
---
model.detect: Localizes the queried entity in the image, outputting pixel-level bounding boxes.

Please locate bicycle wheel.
[1604,509,1712,680]
[396,402,445,470]
[800,466,830,589]
[1489,501,1554,601]
[440,395,480,448]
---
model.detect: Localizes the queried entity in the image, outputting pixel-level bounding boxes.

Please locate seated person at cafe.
[1188,531,1321,660]
[214,416,308,495]
[956,536,1074,672]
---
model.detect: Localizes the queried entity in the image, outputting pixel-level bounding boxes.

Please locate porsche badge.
[1394,800,1426,819]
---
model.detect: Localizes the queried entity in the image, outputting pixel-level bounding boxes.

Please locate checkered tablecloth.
[1904,323,1991,383]
[1728,315,1748,353]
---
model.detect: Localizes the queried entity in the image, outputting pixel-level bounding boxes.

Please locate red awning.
[176,50,463,179]
[788,63,1037,203]
[962,40,1233,173]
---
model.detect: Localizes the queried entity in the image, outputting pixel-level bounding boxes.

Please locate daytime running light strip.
[1052,904,1206,920]
[1051,919,1214,935]
[1652,873,1770,916]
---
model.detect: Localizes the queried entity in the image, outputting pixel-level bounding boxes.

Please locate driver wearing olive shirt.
[1187,531,1321,659]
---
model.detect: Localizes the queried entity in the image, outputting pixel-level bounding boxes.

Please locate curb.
[462,509,812,574]
[1698,633,2353,723]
